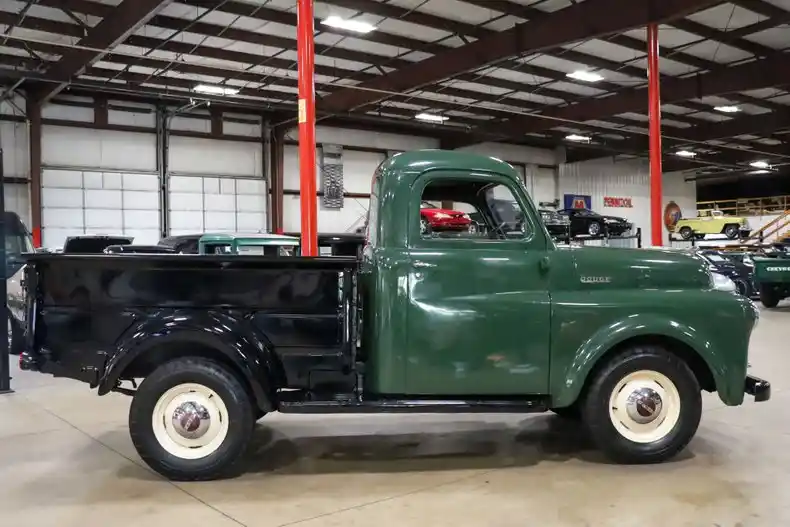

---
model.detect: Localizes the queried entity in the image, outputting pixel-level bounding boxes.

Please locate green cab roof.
[198,232,300,246]
[379,149,519,178]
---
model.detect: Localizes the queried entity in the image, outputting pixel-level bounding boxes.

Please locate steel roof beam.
[36,0,171,102]
[494,53,790,137]
[319,0,720,114]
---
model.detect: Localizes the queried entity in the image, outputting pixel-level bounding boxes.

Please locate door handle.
[412,261,430,269]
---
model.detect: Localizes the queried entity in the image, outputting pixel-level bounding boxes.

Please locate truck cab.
[19,150,769,481]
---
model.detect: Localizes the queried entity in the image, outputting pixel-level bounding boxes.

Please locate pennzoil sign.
[603,197,633,208]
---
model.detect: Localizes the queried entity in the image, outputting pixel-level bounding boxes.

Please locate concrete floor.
[1,307,789,527]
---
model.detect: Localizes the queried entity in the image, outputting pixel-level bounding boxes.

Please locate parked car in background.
[160,232,365,257]
[539,209,570,240]
[558,208,633,237]
[420,201,472,233]
[696,250,755,297]
[62,235,134,254]
[105,245,176,254]
[673,210,751,240]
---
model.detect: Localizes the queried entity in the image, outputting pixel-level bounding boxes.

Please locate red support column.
[647,24,663,247]
[297,0,318,256]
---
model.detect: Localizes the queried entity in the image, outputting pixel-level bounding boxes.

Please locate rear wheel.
[129,357,255,481]
[678,227,693,240]
[588,221,602,237]
[760,284,780,308]
[724,224,740,239]
[582,346,701,464]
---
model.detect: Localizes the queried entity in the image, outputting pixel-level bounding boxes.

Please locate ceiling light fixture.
[714,105,740,113]
[675,150,697,158]
[415,112,449,123]
[322,16,377,34]
[749,160,771,169]
[193,84,239,96]
[752,169,771,174]
[566,70,604,82]
[565,134,591,142]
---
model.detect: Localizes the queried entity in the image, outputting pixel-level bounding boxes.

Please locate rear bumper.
[745,375,771,402]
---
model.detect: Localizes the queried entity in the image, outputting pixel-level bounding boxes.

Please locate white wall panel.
[283,195,369,233]
[559,158,697,246]
[168,175,266,235]
[168,136,262,177]
[524,165,557,205]
[42,126,156,171]
[290,126,439,151]
[5,184,30,225]
[1,121,29,179]
[283,143,384,232]
[41,169,160,248]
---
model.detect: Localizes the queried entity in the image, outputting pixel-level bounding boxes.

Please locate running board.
[278,397,549,414]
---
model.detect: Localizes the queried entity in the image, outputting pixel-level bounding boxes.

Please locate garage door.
[41,169,160,248]
[168,175,266,236]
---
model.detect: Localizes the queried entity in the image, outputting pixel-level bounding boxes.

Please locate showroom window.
[419,178,529,241]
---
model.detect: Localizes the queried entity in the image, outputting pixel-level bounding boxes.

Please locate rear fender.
[97,311,280,411]
[552,314,730,408]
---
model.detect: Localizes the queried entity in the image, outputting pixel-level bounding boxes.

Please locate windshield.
[5,212,33,279]
[703,253,727,262]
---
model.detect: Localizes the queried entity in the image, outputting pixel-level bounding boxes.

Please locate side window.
[419,178,530,241]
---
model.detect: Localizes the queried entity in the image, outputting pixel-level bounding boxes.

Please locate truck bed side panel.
[30,255,357,387]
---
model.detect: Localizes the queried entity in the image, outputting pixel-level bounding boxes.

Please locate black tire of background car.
[759,284,780,308]
[129,357,255,481]
[588,222,602,237]
[724,224,740,240]
[733,279,749,296]
[420,218,430,236]
[581,345,702,464]
[694,234,705,240]
[679,227,693,240]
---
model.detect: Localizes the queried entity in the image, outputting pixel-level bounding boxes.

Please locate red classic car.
[420,201,473,233]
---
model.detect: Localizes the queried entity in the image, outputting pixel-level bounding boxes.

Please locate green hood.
[565,246,711,290]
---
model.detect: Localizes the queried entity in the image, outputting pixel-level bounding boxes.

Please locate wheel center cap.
[625,387,663,424]
[172,401,211,439]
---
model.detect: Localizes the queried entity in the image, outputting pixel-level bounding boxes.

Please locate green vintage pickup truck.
[19,150,769,481]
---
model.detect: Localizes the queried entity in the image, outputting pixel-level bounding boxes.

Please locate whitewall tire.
[129,357,256,481]
[582,346,702,464]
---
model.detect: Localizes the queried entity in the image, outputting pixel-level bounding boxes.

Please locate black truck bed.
[22,254,358,394]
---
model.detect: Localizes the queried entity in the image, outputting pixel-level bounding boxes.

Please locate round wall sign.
[663,201,682,232]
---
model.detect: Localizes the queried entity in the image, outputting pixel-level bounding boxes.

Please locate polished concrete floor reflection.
[2,306,789,527]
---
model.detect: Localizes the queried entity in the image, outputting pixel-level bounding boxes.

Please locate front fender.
[98,310,280,412]
[551,313,730,408]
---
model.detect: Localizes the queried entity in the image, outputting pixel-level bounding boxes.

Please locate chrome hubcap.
[625,387,663,425]
[171,401,211,440]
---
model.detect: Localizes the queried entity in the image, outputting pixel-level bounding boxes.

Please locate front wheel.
[129,357,255,481]
[760,284,780,308]
[679,227,693,240]
[724,224,740,239]
[588,221,602,237]
[582,346,701,464]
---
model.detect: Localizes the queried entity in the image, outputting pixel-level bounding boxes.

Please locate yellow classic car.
[673,210,751,240]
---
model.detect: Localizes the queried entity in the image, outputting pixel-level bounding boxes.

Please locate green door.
[405,172,552,396]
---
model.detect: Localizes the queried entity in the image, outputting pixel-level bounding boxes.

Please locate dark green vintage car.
[19,150,769,481]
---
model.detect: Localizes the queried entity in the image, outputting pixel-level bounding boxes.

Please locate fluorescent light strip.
[566,70,604,83]
[193,84,239,96]
[415,113,449,123]
[750,160,770,169]
[565,134,591,142]
[322,16,376,34]
[675,150,697,158]
[714,105,740,113]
